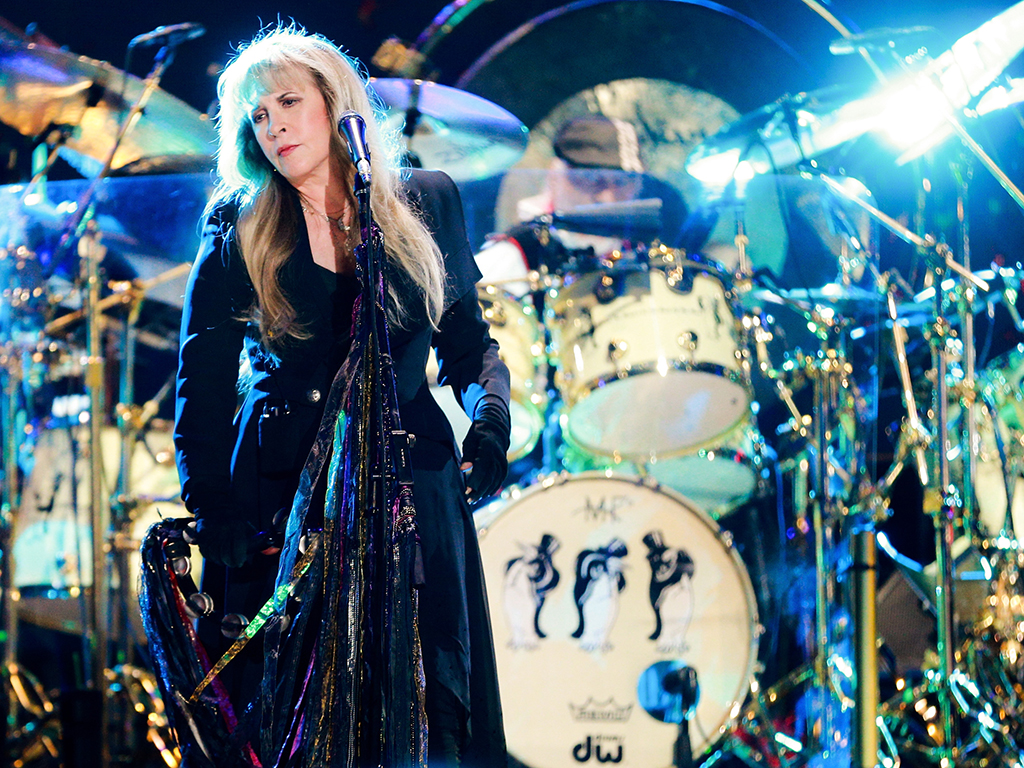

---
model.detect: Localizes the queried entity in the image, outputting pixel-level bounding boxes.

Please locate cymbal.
[0,40,215,175]
[369,78,528,181]
[1,173,212,307]
[750,283,886,310]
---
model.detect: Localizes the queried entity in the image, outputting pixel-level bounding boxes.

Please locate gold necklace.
[301,203,352,232]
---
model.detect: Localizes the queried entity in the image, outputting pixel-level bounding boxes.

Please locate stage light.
[878,78,952,155]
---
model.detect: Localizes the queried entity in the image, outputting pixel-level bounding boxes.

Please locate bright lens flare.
[880,78,952,153]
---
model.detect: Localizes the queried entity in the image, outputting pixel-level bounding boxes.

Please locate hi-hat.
[0,40,215,176]
[369,78,528,181]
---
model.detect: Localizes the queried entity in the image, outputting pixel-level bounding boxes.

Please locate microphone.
[129,22,206,49]
[829,26,934,56]
[338,110,372,186]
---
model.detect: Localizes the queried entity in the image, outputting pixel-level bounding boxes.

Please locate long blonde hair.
[207,24,446,348]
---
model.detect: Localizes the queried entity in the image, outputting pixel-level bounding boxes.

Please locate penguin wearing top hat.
[644,530,695,653]
[571,538,628,652]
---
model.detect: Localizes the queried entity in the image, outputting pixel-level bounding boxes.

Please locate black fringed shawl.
[257,224,427,767]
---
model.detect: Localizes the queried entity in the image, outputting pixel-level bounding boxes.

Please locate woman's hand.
[190,514,258,569]
[460,403,511,503]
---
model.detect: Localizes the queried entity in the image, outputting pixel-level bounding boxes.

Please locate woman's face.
[250,68,335,188]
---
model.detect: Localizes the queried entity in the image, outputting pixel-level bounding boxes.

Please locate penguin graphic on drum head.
[571,538,628,652]
[502,533,561,649]
[644,530,696,653]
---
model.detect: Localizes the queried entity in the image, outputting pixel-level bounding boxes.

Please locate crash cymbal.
[0,40,215,176]
[369,77,527,181]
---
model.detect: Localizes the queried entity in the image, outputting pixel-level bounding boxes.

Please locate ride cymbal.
[369,77,528,181]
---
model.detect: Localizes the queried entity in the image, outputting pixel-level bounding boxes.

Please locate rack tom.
[548,253,751,459]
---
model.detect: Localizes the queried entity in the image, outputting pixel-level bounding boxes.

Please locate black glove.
[192,512,257,569]
[461,402,511,503]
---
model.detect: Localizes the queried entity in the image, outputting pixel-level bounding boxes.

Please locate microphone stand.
[663,666,699,768]
[349,156,420,762]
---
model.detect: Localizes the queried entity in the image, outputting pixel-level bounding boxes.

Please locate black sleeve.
[433,287,511,423]
[173,207,252,516]
[414,169,511,423]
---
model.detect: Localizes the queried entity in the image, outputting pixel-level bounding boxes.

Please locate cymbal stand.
[0,270,66,764]
[804,310,858,764]
[78,224,112,767]
[111,287,145,668]
[0,234,23,746]
[827,171,1000,760]
[106,276,178,664]
[47,42,186,768]
[747,304,862,765]
[843,274,935,767]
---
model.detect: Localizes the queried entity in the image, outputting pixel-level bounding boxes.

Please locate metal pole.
[81,227,111,768]
[1,350,19,752]
[930,271,958,765]
[851,526,879,767]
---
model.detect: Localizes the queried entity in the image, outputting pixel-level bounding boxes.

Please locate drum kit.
[1,4,1024,768]
[440,5,1024,768]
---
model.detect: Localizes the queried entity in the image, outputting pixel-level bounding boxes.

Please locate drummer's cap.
[552,116,644,173]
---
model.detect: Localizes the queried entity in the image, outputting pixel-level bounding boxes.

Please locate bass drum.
[475,474,758,766]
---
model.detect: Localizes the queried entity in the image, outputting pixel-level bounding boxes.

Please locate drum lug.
[482,299,508,328]
[595,274,621,304]
[607,339,628,363]
[720,530,735,548]
[678,331,698,357]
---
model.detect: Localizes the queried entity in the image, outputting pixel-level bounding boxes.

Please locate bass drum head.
[475,473,758,766]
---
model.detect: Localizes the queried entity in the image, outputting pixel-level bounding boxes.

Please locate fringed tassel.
[139,519,260,767]
[140,223,428,766]
[260,226,428,767]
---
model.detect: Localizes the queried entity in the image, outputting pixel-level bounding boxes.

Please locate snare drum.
[560,422,768,517]
[13,423,197,635]
[429,286,547,461]
[475,474,758,766]
[548,257,751,459]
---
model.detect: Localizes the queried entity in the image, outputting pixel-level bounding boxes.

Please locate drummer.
[475,115,687,293]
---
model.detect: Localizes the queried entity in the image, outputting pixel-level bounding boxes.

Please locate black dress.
[174,168,509,766]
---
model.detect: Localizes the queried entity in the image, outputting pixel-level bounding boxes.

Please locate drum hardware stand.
[110,281,152,668]
[663,665,699,768]
[837,176,1008,763]
[74,223,113,768]
[1,345,64,765]
[41,38,190,767]
[918,226,993,767]
[748,303,873,766]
